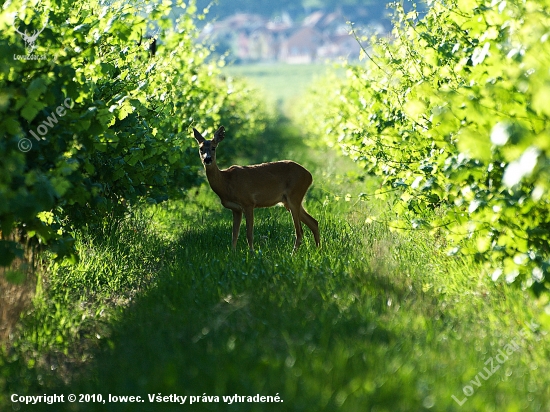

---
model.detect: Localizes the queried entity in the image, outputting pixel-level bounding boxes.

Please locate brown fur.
[193,126,320,251]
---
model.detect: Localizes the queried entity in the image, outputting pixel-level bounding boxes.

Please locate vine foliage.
[299,0,550,293]
[0,0,270,266]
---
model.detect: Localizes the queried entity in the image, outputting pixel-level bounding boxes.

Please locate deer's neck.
[204,161,227,196]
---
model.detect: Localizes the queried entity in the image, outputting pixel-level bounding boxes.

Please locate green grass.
[222,63,343,113]
[2,126,550,411]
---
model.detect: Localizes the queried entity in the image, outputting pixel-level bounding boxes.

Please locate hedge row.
[297,0,550,293]
[0,0,270,266]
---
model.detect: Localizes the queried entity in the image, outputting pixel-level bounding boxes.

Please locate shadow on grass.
[1,118,433,411]
[15,204,417,412]
[252,115,313,166]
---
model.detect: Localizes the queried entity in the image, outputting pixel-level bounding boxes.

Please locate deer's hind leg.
[300,206,320,247]
[289,205,304,250]
[283,196,304,250]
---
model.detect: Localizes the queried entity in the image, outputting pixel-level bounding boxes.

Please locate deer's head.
[193,126,225,166]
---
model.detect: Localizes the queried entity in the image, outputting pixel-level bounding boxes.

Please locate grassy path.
[2,125,550,411]
[221,63,343,114]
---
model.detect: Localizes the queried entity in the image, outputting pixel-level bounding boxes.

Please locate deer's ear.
[193,128,205,144]
[214,126,225,143]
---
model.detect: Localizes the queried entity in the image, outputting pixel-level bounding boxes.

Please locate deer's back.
[226,160,310,182]
[220,160,312,208]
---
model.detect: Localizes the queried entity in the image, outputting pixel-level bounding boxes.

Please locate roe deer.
[193,126,320,251]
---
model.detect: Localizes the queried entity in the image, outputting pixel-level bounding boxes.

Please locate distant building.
[279,27,324,64]
[199,9,380,64]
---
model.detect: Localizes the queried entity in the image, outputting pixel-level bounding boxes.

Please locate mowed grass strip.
[222,63,343,113]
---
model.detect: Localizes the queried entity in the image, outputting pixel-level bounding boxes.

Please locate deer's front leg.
[232,210,242,250]
[244,207,255,251]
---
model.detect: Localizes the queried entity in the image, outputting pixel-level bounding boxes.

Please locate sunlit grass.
[222,63,344,113]
[2,151,549,411]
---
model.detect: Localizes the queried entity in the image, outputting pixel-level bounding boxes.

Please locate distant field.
[222,63,344,111]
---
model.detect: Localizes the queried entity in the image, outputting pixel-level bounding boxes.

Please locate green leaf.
[0,240,23,266]
[27,78,48,100]
[4,269,27,285]
[456,129,492,162]
[21,99,46,122]
[2,117,21,134]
